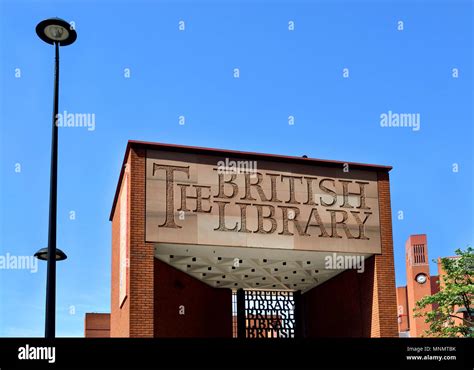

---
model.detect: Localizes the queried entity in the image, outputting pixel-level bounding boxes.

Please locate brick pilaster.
[129,147,154,337]
[372,171,398,337]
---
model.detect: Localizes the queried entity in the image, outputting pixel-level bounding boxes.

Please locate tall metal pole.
[45,41,59,339]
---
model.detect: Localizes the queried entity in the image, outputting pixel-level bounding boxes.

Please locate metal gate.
[234,289,302,338]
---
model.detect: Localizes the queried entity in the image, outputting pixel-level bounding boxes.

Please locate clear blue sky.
[0,0,472,337]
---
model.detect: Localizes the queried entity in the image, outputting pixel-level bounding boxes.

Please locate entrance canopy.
[106,141,398,338]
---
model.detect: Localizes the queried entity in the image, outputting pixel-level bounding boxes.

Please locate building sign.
[145,150,381,254]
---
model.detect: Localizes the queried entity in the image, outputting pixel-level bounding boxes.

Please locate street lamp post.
[34,17,77,339]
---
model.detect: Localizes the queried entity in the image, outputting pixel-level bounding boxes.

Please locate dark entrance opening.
[233,289,302,338]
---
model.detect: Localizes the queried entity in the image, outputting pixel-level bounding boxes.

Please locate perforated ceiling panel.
[155,243,372,292]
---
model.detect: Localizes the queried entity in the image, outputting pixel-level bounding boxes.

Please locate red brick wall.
[396,286,409,333]
[154,258,233,337]
[110,152,130,337]
[129,148,155,337]
[372,171,398,337]
[303,257,375,337]
[111,147,155,337]
[85,313,110,338]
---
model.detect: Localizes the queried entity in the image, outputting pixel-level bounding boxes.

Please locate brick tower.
[405,234,432,337]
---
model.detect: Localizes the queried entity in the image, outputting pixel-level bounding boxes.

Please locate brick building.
[85,140,399,338]
[84,313,110,338]
[396,234,464,337]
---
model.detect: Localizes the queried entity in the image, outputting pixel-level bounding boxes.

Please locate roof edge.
[128,140,393,170]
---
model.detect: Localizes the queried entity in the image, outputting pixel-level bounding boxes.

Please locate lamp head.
[36,18,77,46]
[34,247,68,261]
